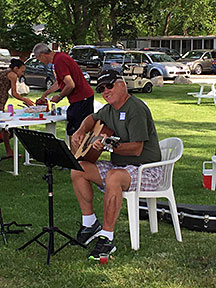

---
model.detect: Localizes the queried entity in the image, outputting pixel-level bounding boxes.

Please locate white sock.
[82,214,97,227]
[99,229,114,241]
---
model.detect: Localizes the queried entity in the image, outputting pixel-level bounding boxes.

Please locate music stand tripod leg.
[43,167,86,264]
[47,228,54,265]
[18,166,86,265]
[17,167,56,261]
[18,230,47,250]
[0,208,7,245]
[1,209,31,245]
[14,128,86,264]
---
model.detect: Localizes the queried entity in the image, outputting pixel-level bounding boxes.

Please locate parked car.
[177,49,216,75]
[68,45,123,79]
[101,50,190,79]
[20,58,56,89]
[140,51,190,79]
[140,47,181,60]
[0,48,13,70]
[0,48,11,57]
[20,57,91,89]
[82,71,91,83]
[212,59,216,74]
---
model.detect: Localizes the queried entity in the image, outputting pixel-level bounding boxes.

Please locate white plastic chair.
[123,137,183,250]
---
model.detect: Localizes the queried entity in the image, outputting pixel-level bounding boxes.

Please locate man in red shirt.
[33,43,94,150]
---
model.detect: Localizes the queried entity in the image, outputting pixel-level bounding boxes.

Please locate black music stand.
[0,208,32,245]
[14,127,86,265]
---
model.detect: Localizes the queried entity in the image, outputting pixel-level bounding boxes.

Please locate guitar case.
[139,199,216,232]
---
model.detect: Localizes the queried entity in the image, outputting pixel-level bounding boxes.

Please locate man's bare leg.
[71,161,103,245]
[103,169,131,232]
[71,161,103,215]
[87,169,131,259]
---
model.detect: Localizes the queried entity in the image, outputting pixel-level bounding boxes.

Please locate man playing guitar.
[71,70,163,260]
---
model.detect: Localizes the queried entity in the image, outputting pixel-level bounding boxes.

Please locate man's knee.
[105,170,122,187]
[71,161,95,181]
[71,161,86,181]
[105,169,130,191]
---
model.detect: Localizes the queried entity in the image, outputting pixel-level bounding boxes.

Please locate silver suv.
[141,51,190,79]
[177,50,216,75]
[102,50,190,79]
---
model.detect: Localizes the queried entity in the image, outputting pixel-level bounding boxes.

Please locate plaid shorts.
[96,160,163,192]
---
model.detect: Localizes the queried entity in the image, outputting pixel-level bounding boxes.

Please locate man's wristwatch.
[57,94,65,100]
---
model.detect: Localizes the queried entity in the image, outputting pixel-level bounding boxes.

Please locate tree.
[40,0,106,47]
[0,0,11,47]
[136,0,216,37]
[7,22,45,51]
[5,0,144,48]
[172,0,216,36]
[1,0,216,52]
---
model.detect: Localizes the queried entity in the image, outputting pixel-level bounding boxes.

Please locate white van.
[0,48,13,70]
[0,48,11,57]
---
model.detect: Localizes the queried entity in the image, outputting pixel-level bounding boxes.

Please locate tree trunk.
[96,17,104,42]
[163,11,173,36]
[110,0,118,44]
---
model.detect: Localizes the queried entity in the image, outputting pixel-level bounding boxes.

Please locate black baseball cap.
[96,70,122,91]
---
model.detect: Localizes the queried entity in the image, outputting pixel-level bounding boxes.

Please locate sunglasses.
[96,82,115,93]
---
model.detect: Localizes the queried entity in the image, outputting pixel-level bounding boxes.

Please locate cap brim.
[96,80,111,90]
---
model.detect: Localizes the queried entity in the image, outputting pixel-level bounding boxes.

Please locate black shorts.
[66,95,94,136]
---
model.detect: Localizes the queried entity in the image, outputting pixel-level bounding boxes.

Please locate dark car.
[69,45,123,79]
[211,51,216,74]
[20,57,56,89]
[212,59,216,74]
[177,50,216,75]
[140,47,181,60]
[20,57,91,89]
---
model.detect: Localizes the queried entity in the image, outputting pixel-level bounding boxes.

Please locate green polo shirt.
[92,95,161,166]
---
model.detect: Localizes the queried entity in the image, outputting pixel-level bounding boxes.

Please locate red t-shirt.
[53,52,94,104]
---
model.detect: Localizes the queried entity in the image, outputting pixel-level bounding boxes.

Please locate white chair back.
[123,137,183,250]
[158,137,183,191]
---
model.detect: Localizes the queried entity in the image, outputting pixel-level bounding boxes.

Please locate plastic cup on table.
[8,104,14,116]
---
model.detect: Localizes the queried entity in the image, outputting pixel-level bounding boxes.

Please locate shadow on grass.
[177,101,215,106]
[156,119,216,134]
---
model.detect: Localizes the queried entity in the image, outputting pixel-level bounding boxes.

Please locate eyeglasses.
[96,82,115,93]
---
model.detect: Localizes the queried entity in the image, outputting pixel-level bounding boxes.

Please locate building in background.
[122,35,216,55]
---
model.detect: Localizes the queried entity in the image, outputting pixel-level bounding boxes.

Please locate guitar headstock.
[102,136,120,152]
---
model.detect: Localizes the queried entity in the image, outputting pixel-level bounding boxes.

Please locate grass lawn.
[1,84,216,288]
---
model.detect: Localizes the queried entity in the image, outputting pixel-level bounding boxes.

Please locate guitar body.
[74,120,113,163]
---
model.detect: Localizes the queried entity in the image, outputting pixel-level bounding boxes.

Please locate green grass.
[1,84,216,288]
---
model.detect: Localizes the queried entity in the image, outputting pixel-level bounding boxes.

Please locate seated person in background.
[71,70,163,260]
[0,58,34,158]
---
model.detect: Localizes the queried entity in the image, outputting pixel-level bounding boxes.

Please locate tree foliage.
[1,0,216,51]
[0,0,11,47]
[7,23,44,51]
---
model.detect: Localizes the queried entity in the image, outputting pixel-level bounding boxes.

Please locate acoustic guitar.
[74,120,114,163]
